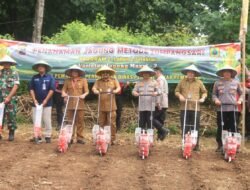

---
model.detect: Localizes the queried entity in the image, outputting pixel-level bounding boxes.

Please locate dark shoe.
[158,127,169,141]
[45,137,51,143]
[193,145,200,151]
[70,139,74,144]
[8,130,15,141]
[215,146,223,152]
[0,135,2,140]
[30,137,42,144]
[77,139,85,144]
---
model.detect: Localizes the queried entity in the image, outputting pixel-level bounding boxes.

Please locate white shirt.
[156,75,168,108]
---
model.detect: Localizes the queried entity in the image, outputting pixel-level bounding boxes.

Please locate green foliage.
[43,20,156,45]
[192,0,242,45]
[202,127,217,137]
[43,14,199,46]
[125,122,138,133]
[0,34,14,40]
[17,81,29,96]
[168,125,180,135]
[160,26,194,46]
[16,113,32,124]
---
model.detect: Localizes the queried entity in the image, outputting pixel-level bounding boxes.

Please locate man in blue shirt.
[29,60,55,144]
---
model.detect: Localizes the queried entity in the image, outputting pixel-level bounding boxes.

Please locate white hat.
[96,65,116,76]
[0,55,17,66]
[181,64,201,77]
[32,60,52,72]
[136,65,155,77]
[216,65,237,78]
[65,65,85,77]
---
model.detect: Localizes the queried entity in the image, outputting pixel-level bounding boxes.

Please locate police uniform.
[212,78,242,147]
[133,79,159,129]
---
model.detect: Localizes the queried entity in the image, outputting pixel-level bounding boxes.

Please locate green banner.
[0,39,241,83]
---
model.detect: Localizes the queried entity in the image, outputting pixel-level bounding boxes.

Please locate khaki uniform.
[62,78,89,141]
[175,77,207,147]
[93,78,120,142]
[175,78,207,111]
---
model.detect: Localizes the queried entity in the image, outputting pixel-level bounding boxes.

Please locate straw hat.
[136,65,155,77]
[181,64,201,77]
[32,60,52,72]
[0,55,17,66]
[65,65,85,77]
[96,65,115,76]
[216,65,237,78]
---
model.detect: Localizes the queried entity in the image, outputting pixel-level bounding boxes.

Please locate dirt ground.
[0,125,250,190]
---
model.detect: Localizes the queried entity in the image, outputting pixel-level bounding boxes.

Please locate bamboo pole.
[241,35,246,147]
[239,0,249,148]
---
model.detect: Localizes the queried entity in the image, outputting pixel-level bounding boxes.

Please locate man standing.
[0,55,19,141]
[53,80,64,130]
[29,60,55,143]
[175,64,207,151]
[62,65,89,144]
[92,65,121,145]
[132,65,160,130]
[212,65,242,152]
[153,66,169,141]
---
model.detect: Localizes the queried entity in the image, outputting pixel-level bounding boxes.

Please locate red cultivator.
[57,96,79,153]
[92,91,112,156]
[182,99,199,160]
[135,95,155,160]
[183,132,193,159]
[220,105,241,163]
[224,133,237,162]
[95,128,109,156]
[138,130,150,159]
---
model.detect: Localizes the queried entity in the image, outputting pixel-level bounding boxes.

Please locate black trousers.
[180,110,200,145]
[153,107,167,130]
[245,108,250,136]
[139,111,153,130]
[53,92,64,126]
[216,111,239,146]
[115,95,123,131]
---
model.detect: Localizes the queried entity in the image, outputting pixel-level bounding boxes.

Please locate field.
[0,125,250,190]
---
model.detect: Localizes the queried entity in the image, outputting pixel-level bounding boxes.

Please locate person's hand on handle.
[80,94,86,99]
[199,97,205,103]
[237,100,242,105]
[152,92,158,97]
[4,97,10,104]
[179,94,185,102]
[215,99,221,106]
[133,91,139,97]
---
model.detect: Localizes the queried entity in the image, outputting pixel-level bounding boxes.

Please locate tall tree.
[32,0,45,43]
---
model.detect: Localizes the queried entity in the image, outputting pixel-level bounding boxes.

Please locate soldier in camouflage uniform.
[0,55,20,141]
